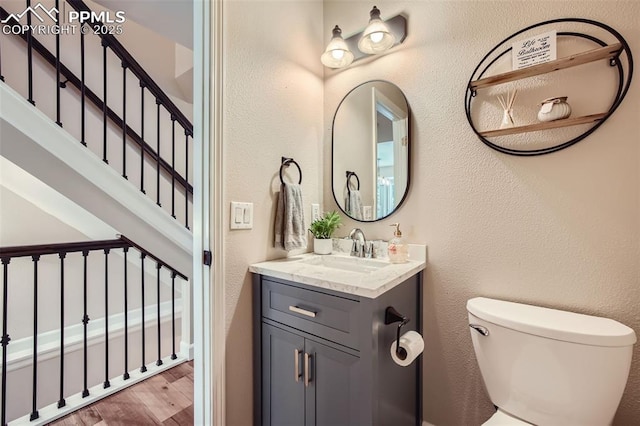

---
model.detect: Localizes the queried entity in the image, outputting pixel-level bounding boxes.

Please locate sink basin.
[300,255,390,273]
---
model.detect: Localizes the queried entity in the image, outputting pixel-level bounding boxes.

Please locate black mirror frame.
[331,80,411,222]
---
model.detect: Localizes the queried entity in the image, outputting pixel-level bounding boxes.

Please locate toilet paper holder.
[385,306,410,359]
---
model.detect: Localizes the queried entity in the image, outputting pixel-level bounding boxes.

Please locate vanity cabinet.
[262,323,362,425]
[253,273,423,426]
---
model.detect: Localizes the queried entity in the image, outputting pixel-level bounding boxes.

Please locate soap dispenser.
[388,223,409,263]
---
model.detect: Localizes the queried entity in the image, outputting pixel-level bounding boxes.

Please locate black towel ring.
[280,157,302,184]
[346,171,360,195]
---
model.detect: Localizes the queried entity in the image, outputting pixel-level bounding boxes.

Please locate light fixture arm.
[369,6,382,21]
[330,25,342,38]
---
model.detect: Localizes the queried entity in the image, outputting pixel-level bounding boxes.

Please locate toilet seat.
[482,409,532,426]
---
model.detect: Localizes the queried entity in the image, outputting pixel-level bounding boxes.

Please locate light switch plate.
[230,201,253,229]
[311,204,321,222]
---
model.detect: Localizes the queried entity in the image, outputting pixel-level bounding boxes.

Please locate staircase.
[0,0,194,423]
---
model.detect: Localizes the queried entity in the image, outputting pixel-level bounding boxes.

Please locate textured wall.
[323,1,639,425]
[222,1,324,424]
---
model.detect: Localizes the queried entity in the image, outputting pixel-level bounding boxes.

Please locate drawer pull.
[304,352,312,387]
[294,349,302,382]
[289,305,317,318]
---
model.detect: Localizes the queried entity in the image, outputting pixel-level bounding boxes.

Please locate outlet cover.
[311,204,321,221]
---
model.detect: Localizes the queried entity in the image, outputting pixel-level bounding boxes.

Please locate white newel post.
[181,279,194,360]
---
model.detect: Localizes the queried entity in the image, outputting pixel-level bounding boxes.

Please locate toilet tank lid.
[467,297,637,347]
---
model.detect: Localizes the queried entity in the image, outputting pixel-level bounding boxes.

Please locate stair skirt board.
[2,301,184,423]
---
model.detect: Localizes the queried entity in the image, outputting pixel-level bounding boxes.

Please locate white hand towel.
[347,190,364,220]
[274,183,307,251]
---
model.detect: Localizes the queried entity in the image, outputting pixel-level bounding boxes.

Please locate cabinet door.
[304,338,362,426]
[262,323,305,426]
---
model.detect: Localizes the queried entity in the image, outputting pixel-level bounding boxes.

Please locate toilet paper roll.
[390,330,424,367]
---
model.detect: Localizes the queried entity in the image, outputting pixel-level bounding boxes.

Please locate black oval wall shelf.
[465,18,633,156]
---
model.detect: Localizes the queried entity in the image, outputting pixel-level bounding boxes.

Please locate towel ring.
[346,171,360,194]
[280,157,302,184]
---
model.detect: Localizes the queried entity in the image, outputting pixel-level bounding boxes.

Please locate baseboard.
[181,341,195,360]
[6,300,182,372]
[423,421,437,426]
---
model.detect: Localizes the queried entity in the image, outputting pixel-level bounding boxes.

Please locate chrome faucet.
[349,228,372,258]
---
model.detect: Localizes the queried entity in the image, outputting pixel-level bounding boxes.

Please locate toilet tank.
[467,297,636,426]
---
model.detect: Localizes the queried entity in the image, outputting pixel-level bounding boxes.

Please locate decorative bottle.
[388,223,409,263]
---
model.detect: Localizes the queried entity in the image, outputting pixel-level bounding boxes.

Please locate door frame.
[193,0,225,425]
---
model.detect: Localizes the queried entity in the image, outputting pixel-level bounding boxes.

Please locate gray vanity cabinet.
[262,323,362,426]
[261,324,306,425]
[253,273,422,426]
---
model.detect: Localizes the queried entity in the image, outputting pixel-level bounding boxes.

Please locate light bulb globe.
[358,6,396,54]
[321,25,354,68]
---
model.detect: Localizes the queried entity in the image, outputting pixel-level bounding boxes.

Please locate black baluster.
[156,100,161,207]
[171,118,176,218]
[81,250,89,398]
[103,249,110,388]
[140,252,147,372]
[156,263,163,366]
[26,0,34,105]
[171,271,177,360]
[80,29,86,146]
[30,255,40,421]
[140,83,146,194]
[55,0,61,127]
[58,252,66,409]
[123,247,130,380]
[185,132,190,229]
[122,63,128,179]
[1,257,11,426]
[102,39,108,164]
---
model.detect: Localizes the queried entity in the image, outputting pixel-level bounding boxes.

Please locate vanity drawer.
[261,279,360,350]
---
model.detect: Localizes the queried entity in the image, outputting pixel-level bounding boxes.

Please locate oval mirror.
[332,80,410,222]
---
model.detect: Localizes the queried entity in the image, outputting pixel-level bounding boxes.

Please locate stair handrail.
[0,234,188,279]
[65,0,193,136]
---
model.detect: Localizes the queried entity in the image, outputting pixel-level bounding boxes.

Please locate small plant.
[309,211,342,239]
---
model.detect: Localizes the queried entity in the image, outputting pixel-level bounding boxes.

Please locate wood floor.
[50,361,194,425]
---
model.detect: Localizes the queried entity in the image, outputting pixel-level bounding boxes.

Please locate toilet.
[467,297,636,426]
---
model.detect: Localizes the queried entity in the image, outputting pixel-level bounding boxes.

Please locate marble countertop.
[249,251,426,299]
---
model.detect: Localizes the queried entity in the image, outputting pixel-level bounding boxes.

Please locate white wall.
[323,1,639,425]
[221,0,324,424]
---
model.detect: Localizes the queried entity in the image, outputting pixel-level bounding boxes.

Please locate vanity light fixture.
[321,25,355,69]
[358,6,395,54]
[321,6,406,69]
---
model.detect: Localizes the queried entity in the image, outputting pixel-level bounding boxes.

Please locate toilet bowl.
[467,297,636,426]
